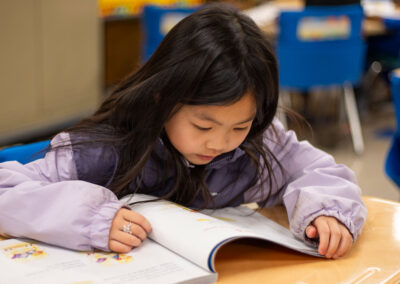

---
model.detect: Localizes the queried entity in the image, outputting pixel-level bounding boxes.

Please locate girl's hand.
[108,208,152,253]
[305,216,353,259]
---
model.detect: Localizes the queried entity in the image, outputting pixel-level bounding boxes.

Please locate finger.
[305,225,318,239]
[313,219,330,256]
[120,222,148,241]
[111,229,142,248]
[108,239,133,254]
[333,227,353,259]
[123,210,152,233]
[325,219,342,258]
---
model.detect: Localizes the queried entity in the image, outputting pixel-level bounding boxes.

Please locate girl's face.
[164,92,256,165]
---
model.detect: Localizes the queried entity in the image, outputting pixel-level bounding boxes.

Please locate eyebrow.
[193,112,256,126]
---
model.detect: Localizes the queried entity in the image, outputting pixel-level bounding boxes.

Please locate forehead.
[184,92,256,122]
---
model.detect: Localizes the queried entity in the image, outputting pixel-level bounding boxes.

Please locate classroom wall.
[0,0,101,146]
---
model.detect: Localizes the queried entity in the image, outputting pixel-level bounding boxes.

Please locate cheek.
[230,131,250,149]
[169,126,199,153]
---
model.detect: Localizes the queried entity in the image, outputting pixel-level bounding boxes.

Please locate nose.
[206,134,229,154]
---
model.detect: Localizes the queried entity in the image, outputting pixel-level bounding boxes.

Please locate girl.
[0,3,366,259]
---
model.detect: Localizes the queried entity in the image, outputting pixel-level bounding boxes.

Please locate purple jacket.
[0,119,367,251]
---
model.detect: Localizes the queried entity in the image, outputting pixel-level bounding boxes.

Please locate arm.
[244,119,367,256]
[0,133,123,251]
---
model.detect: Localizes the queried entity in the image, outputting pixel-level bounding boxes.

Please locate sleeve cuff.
[291,207,360,245]
[89,199,124,251]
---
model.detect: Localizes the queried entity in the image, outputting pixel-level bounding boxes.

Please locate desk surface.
[1,196,398,283]
[215,196,400,284]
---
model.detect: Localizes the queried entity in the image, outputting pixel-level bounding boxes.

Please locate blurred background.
[0,0,399,201]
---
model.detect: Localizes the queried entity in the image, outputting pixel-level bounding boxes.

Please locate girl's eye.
[194,125,211,131]
[234,127,249,131]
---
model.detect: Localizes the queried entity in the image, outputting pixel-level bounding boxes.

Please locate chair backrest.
[277,4,366,89]
[0,140,50,165]
[141,5,198,62]
[384,18,400,31]
[385,69,400,188]
[391,69,400,126]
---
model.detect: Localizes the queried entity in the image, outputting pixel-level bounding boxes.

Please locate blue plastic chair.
[141,5,198,62]
[277,4,366,154]
[0,140,50,164]
[367,16,400,71]
[385,69,400,189]
[384,18,400,31]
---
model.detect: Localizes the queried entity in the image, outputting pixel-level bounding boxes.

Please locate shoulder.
[262,118,289,148]
[262,118,327,161]
[67,132,119,187]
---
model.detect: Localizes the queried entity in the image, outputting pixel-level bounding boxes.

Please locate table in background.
[216,196,400,283]
[245,0,396,37]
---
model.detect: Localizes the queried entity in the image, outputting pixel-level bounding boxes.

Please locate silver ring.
[123,222,132,235]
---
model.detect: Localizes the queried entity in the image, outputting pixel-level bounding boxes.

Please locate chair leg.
[343,83,364,155]
[278,90,291,129]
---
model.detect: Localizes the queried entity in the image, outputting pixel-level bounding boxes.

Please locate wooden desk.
[215,196,400,283]
[1,196,398,283]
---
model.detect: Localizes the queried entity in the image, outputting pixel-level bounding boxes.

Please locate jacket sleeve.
[0,133,123,251]
[244,119,367,243]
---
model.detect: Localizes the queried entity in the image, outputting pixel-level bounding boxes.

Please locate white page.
[201,206,321,270]
[123,194,319,272]
[0,238,216,284]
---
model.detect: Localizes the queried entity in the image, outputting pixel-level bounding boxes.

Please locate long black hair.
[65,3,281,208]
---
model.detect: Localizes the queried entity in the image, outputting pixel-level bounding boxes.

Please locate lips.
[196,154,216,161]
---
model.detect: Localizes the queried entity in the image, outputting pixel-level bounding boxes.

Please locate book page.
[202,206,319,252]
[0,238,216,284]
[122,194,319,273]
[201,206,321,270]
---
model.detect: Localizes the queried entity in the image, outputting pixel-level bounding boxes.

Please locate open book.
[0,194,320,284]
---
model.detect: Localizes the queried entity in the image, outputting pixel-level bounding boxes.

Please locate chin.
[186,156,214,166]
[192,160,211,166]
